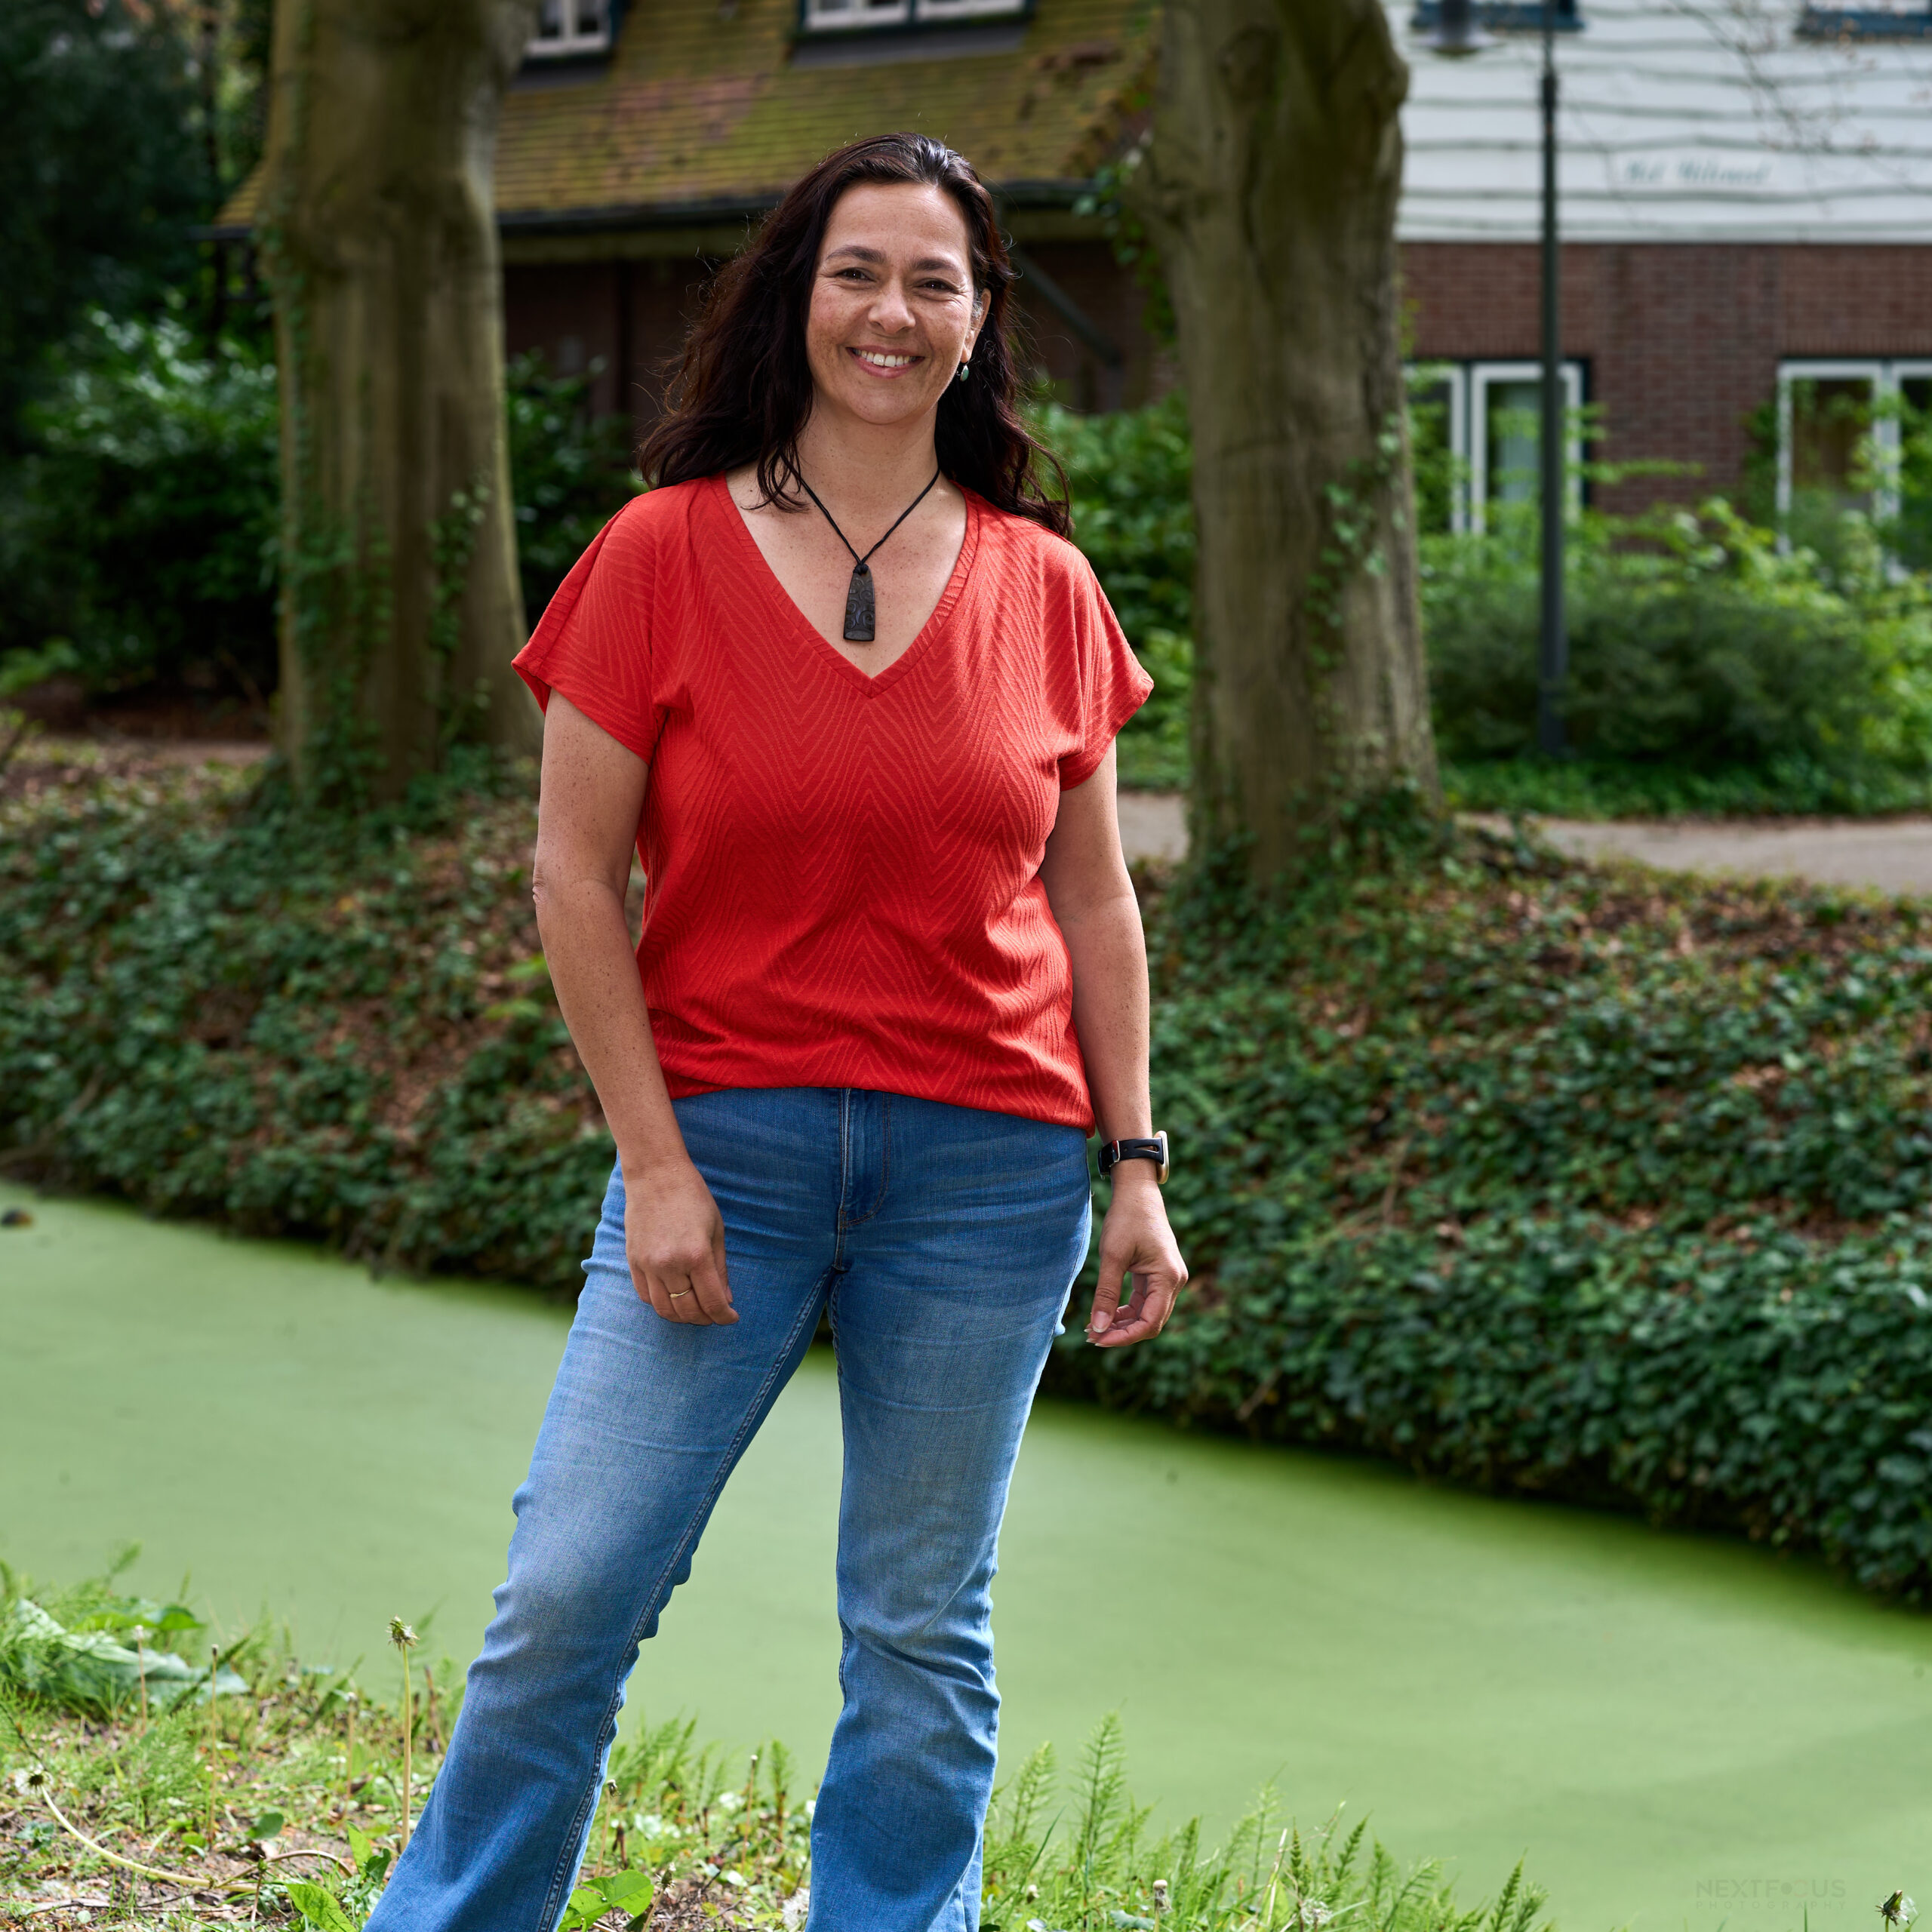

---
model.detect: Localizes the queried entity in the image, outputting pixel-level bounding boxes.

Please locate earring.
[957,360,970,383]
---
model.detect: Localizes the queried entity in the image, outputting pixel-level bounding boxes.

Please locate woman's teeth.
[856,350,915,368]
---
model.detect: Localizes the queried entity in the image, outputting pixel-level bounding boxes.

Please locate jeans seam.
[839,1091,890,1232]
[531,1277,830,1932]
[832,1089,852,1268]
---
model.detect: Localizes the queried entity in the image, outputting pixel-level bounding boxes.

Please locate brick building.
[1397,0,1932,528]
[467,0,1164,432]
[218,0,1932,529]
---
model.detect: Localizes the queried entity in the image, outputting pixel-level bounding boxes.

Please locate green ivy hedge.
[8,762,1932,1598]
[0,753,609,1290]
[1047,802,1932,1601]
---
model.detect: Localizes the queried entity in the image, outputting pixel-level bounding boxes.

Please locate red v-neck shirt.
[512,473,1152,1131]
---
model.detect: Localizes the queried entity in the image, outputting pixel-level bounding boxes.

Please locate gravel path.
[1117,791,1932,894]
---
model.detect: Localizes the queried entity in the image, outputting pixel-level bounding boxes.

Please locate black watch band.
[1097,1131,1169,1185]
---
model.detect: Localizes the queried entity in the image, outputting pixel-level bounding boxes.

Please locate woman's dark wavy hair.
[638,132,1070,537]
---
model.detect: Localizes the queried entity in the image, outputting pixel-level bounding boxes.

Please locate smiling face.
[804,180,986,435]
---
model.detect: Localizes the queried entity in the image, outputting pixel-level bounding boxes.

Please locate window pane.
[1407,373,1457,534]
[1901,377,1932,574]
[1486,379,1543,506]
[535,0,565,38]
[805,0,912,22]
[1789,376,1874,500]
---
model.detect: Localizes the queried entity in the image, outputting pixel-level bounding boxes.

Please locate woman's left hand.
[1084,1168,1188,1348]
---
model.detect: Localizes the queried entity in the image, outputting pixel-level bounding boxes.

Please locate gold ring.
[667,1288,693,1300]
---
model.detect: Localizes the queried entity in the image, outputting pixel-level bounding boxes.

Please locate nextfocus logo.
[1691,1878,1852,1915]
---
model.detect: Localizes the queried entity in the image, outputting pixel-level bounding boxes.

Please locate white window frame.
[1405,361,1470,534]
[801,0,1023,29]
[911,0,1028,16]
[802,0,912,27]
[1775,358,1931,537]
[1402,359,1586,534]
[527,0,612,58]
[1467,361,1586,535]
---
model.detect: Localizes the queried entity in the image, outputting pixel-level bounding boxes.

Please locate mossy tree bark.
[260,0,540,800]
[1135,0,1438,881]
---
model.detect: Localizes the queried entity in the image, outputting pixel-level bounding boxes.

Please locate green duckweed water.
[4,1183,1929,1932]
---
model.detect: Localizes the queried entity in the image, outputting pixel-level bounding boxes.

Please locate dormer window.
[1797,1,1932,38]
[528,0,611,58]
[801,0,1026,32]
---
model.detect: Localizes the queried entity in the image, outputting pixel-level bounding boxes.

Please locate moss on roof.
[219,0,1155,231]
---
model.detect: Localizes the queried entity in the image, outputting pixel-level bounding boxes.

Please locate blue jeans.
[368,1087,1092,1932]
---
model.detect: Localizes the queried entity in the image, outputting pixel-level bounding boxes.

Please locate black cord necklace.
[794,467,943,643]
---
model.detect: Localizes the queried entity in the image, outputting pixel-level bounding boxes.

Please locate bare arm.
[531,693,735,1324]
[1038,744,1187,1347]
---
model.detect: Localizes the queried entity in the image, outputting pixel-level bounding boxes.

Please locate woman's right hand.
[623,1158,737,1324]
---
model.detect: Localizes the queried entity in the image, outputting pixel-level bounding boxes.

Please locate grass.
[1441,754,1932,822]
[1,1563,1552,1932]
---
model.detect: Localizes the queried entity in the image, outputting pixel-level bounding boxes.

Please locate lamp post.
[1433,0,1567,757]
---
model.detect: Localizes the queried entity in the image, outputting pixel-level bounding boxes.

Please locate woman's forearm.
[534,878,688,1180]
[1059,888,1154,1146]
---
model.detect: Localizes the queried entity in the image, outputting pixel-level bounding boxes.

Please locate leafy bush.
[1045,800,1932,1601]
[0,335,646,703]
[10,761,1932,1603]
[1035,392,1195,790]
[1030,391,1932,810]
[1423,500,1932,780]
[0,751,610,1289]
[0,306,279,693]
[0,0,210,437]
[505,350,645,623]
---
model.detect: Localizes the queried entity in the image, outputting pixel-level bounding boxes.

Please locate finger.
[1092,1268,1182,1347]
[687,1248,737,1326]
[1086,1251,1126,1338]
[639,1270,685,1322]
[666,1274,709,1323]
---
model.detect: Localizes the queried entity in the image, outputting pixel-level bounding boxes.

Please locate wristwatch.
[1097,1131,1169,1185]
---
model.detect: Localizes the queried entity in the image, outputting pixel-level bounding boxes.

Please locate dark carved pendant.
[842,561,876,643]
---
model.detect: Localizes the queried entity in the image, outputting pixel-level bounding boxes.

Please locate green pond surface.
[4,1183,1929,1932]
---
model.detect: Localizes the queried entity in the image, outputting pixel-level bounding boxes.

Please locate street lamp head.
[1429,0,1494,56]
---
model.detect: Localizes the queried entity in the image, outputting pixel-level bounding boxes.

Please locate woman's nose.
[867,277,916,331]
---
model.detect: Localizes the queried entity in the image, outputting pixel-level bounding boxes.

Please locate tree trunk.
[260,0,540,800]
[1134,0,1438,881]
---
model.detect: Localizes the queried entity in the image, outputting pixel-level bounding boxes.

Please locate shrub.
[0,307,279,694]
[0,752,611,1290]
[0,335,646,703]
[1034,392,1195,790]
[505,350,645,623]
[1042,805,1932,1601]
[0,0,210,436]
[1039,394,1932,808]
[1423,500,1932,777]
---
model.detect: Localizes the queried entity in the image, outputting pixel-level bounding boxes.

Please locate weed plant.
[1,1564,1548,1932]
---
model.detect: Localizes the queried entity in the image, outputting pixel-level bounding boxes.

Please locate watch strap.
[1097,1131,1169,1184]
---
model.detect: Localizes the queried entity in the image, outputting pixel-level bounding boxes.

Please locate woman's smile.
[848,346,923,374]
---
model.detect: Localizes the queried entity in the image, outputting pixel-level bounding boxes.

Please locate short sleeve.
[512,494,667,764]
[1057,552,1155,790]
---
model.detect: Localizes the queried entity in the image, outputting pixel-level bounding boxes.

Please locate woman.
[368,131,1186,1932]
